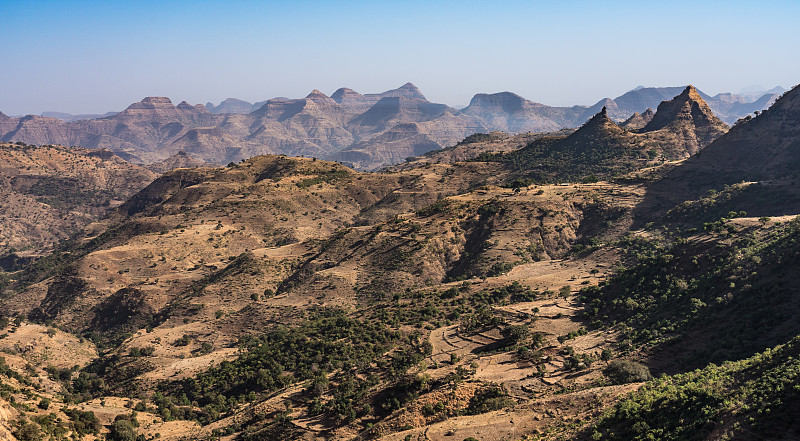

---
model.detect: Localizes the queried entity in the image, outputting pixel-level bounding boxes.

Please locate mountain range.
[0,83,798,440]
[0,84,780,170]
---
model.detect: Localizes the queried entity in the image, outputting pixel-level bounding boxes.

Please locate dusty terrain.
[0,142,156,259]
[0,85,796,440]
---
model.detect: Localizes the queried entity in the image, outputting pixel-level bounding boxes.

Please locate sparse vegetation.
[0,88,795,441]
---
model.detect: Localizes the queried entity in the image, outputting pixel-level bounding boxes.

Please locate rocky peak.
[177,101,209,113]
[572,106,625,139]
[397,82,424,98]
[683,85,702,99]
[643,85,727,136]
[587,106,614,125]
[639,86,729,154]
[673,85,714,111]
[380,82,427,101]
[305,89,330,101]
[177,101,197,111]
[125,97,176,111]
[331,87,362,103]
[620,108,656,130]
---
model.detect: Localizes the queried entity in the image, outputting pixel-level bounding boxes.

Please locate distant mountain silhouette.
[0,84,776,169]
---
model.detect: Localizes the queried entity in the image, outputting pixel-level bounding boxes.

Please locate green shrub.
[603,360,652,384]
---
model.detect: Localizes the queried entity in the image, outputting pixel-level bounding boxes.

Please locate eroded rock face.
[0,84,776,168]
[641,85,729,154]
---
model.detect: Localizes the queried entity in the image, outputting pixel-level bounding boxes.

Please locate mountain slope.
[0,82,798,439]
[0,142,156,262]
[498,87,728,183]
[587,334,800,441]
[637,84,800,221]
[639,85,728,155]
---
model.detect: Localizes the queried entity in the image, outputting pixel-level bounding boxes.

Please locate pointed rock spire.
[575,105,623,137]
[644,85,726,133]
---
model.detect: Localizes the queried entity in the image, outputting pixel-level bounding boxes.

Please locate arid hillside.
[0,85,796,441]
[0,142,157,265]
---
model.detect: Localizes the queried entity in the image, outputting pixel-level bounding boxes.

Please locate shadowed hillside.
[0,83,797,441]
[635,84,800,224]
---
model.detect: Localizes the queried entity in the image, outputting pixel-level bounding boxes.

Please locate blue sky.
[2,0,799,114]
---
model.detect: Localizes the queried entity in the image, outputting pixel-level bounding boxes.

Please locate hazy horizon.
[6,82,789,118]
[3,0,799,115]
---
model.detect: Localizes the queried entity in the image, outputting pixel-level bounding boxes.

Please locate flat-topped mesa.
[464,92,531,114]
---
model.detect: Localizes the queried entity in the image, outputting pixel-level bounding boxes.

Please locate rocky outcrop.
[666,84,800,183]
[620,108,655,130]
[504,88,734,182]
[641,85,729,155]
